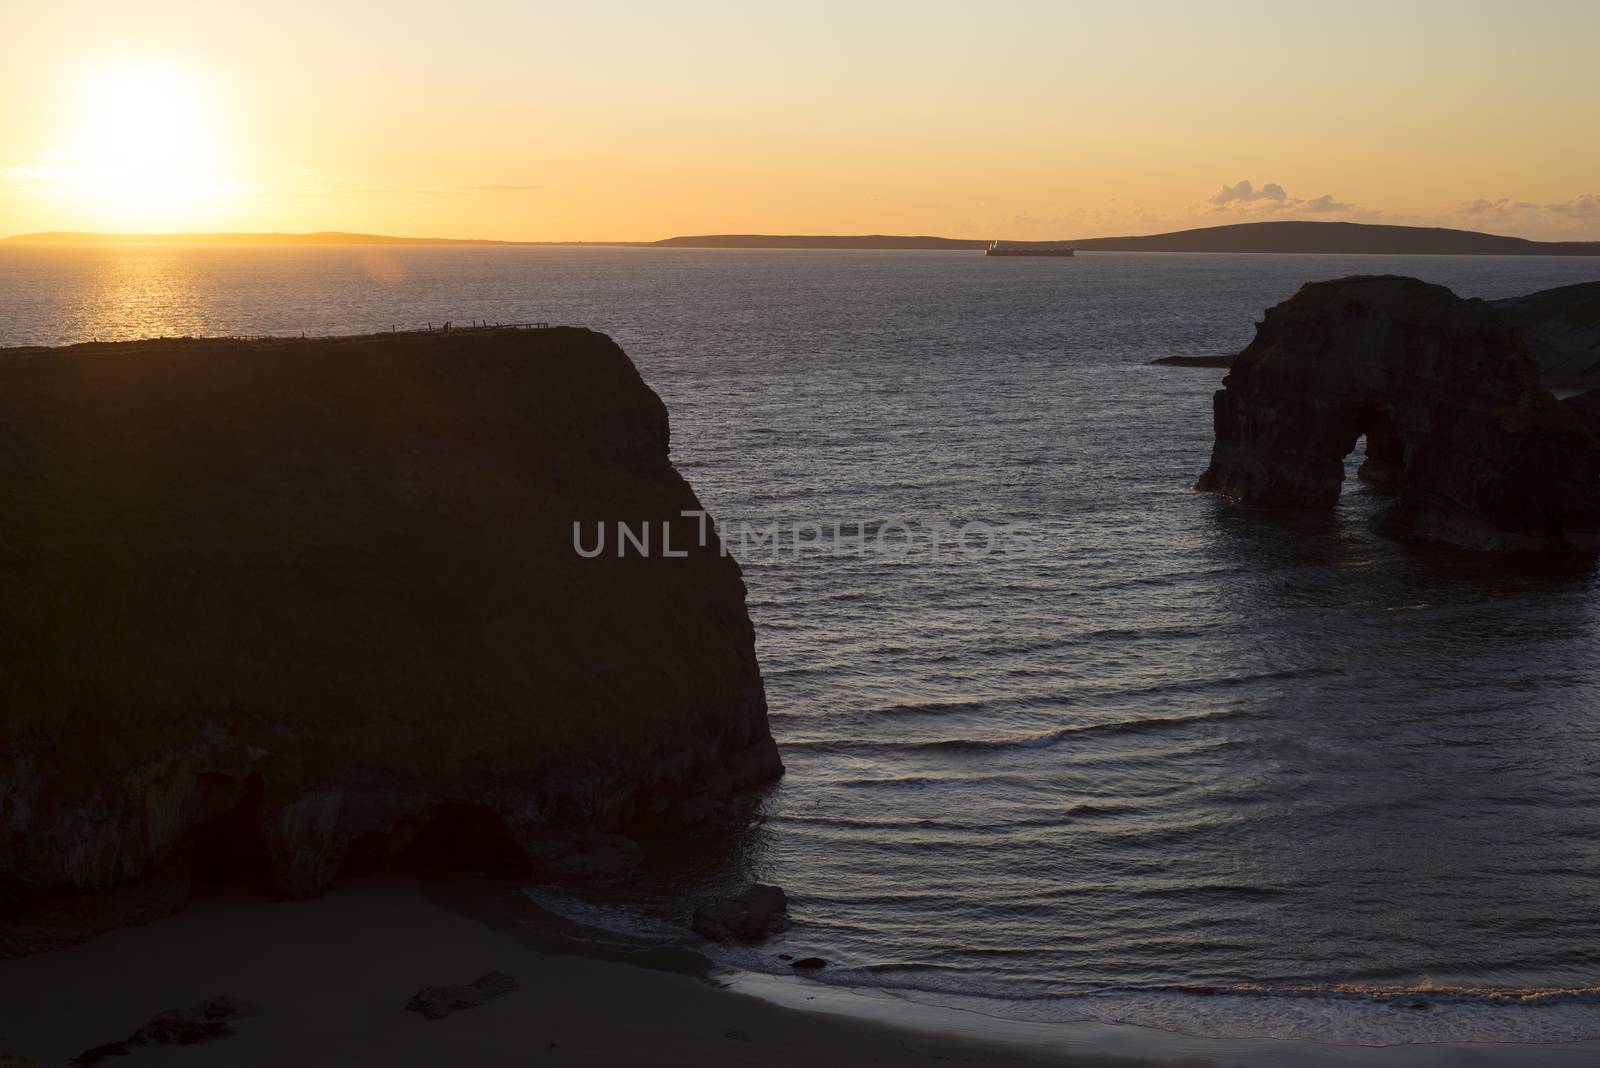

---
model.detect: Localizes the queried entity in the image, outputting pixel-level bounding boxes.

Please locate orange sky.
[3,1,1597,241]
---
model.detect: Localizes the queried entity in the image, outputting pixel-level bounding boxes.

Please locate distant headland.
[656,223,1600,256]
[6,221,1599,255]
[650,234,990,250]
[0,230,646,247]
[1068,221,1600,256]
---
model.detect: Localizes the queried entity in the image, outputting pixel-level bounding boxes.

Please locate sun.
[62,60,237,229]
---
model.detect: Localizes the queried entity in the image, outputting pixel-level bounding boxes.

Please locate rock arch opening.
[1196,275,1600,551]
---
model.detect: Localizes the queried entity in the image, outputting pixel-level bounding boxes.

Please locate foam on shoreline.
[523,884,1600,1050]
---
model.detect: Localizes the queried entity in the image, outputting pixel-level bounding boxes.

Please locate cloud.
[1204,179,1364,219]
[1301,194,1355,213]
[1458,197,1537,219]
[1548,194,1600,219]
[1453,195,1600,226]
[1210,180,1288,206]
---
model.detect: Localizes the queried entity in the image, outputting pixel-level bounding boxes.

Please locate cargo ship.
[985,241,1075,257]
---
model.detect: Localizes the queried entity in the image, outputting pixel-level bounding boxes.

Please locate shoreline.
[4,878,1600,1067]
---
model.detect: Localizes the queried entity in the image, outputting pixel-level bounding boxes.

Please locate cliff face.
[1197,276,1600,552]
[1491,281,1600,388]
[0,327,780,954]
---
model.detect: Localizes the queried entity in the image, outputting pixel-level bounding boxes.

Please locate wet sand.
[2,878,1597,1067]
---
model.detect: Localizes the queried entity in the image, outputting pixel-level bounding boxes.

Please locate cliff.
[1154,279,1600,389]
[1490,281,1600,388]
[0,327,780,954]
[1197,276,1600,552]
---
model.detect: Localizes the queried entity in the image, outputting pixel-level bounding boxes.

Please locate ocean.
[5,243,1600,1045]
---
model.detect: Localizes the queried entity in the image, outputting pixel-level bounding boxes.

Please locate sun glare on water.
[60,61,238,230]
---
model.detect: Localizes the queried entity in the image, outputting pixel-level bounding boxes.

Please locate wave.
[772,811,1079,833]
[522,886,1600,1046]
[769,664,1343,728]
[782,705,1261,757]
[805,958,1600,1045]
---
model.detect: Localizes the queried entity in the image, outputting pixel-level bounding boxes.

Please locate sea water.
[5,243,1600,1044]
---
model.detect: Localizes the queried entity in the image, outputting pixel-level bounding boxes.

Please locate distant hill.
[1068,221,1600,256]
[1,231,646,247]
[652,234,989,250]
[8,222,1599,255]
[655,223,1600,256]
[3,230,507,245]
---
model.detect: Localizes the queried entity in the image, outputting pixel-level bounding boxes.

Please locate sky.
[2,0,1597,242]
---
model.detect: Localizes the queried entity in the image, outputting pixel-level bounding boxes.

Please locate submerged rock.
[406,972,519,1020]
[791,956,828,970]
[0,327,781,954]
[691,883,790,943]
[1197,276,1600,552]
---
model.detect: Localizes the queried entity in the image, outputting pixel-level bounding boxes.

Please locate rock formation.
[1148,354,1236,368]
[691,883,790,943]
[1565,388,1600,440]
[1197,276,1600,551]
[0,327,781,954]
[1491,280,1600,388]
[72,996,255,1066]
[1153,280,1600,389]
[406,972,520,1020]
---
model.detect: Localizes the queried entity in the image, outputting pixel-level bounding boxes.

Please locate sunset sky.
[3,0,1597,242]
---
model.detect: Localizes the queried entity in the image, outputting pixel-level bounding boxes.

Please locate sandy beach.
[0,878,1091,1067]
[1,878,1597,1068]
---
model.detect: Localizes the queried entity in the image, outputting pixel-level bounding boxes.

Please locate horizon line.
[5,220,1600,251]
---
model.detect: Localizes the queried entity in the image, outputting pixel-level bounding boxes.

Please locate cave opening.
[188,773,271,889]
[1354,410,1406,495]
[341,804,534,880]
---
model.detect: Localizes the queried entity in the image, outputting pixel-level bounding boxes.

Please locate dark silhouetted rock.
[1565,388,1600,440]
[142,996,252,1043]
[72,996,253,1067]
[406,971,519,1020]
[691,883,790,943]
[0,327,781,955]
[1491,281,1600,388]
[1148,354,1236,368]
[1198,276,1600,552]
[791,956,828,970]
[542,833,643,879]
